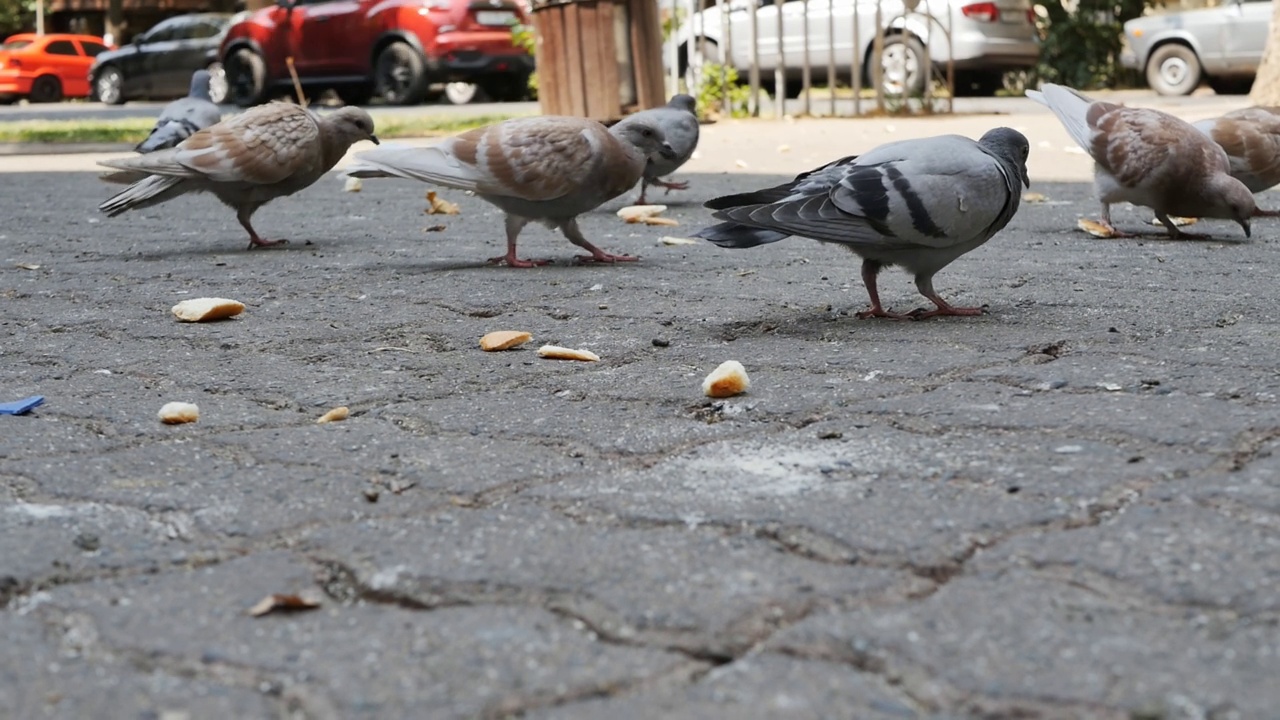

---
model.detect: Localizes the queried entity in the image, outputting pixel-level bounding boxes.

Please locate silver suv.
[666,0,1040,97]
[1120,0,1271,96]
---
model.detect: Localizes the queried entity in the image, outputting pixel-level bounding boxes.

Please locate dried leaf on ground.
[247,592,322,617]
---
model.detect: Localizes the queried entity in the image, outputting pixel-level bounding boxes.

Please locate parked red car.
[0,33,112,103]
[218,0,534,107]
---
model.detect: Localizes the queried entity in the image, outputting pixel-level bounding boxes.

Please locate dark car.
[218,0,533,108]
[89,12,238,105]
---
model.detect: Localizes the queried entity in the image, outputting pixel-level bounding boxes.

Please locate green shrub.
[1031,0,1147,90]
[695,62,752,119]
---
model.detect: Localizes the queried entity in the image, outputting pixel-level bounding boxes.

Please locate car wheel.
[877,35,927,96]
[95,66,124,105]
[226,48,268,107]
[444,82,480,105]
[1145,43,1201,96]
[206,62,229,104]
[374,42,428,106]
[28,75,63,103]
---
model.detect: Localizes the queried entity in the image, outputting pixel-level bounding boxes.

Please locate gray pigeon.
[135,70,223,153]
[344,115,675,267]
[100,103,379,249]
[615,94,700,204]
[1027,83,1254,238]
[695,128,1030,319]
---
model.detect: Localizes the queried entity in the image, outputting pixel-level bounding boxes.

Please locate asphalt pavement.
[2,101,1279,719]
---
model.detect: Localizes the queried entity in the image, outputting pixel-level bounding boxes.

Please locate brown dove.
[99,102,379,249]
[1027,83,1254,239]
[1194,107,1280,216]
[344,115,675,267]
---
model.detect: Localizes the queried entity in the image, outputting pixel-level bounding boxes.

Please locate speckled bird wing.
[102,102,322,185]
[1087,105,1225,191]
[1206,107,1280,192]
[447,116,634,202]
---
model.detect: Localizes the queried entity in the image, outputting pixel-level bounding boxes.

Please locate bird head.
[668,94,698,115]
[979,127,1032,189]
[1210,175,1256,238]
[330,107,379,146]
[616,120,674,161]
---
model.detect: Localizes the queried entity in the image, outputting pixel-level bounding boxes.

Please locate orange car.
[0,33,112,103]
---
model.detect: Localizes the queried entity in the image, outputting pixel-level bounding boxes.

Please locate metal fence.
[662,0,956,117]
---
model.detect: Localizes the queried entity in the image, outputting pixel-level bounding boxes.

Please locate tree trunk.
[1249,0,1280,104]
[105,0,124,45]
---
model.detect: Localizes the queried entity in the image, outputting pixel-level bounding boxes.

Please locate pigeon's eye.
[641,128,653,137]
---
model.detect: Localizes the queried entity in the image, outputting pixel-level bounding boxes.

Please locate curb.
[0,142,135,156]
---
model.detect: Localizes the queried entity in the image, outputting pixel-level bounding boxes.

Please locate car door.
[42,39,86,95]
[134,18,183,96]
[290,0,367,77]
[164,17,223,94]
[1222,0,1271,73]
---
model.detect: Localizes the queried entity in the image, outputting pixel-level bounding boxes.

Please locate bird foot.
[657,180,690,192]
[487,254,553,268]
[855,306,913,320]
[247,236,289,250]
[909,304,987,320]
[575,251,639,264]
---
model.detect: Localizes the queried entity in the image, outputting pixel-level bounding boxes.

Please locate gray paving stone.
[36,551,689,719]
[772,567,1277,717]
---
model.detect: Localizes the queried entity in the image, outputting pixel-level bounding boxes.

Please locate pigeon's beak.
[659,142,677,160]
[369,134,381,145]
[1020,166,1030,188]
[1240,217,1252,238]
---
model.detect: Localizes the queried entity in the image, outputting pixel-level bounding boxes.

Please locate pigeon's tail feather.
[345,143,482,192]
[694,220,791,249]
[135,121,191,153]
[99,169,149,185]
[1034,83,1098,154]
[99,175,186,217]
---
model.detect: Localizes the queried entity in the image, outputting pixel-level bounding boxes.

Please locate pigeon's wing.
[703,155,860,210]
[1205,107,1280,191]
[711,137,1015,249]
[1088,105,1223,189]
[347,117,631,202]
[101,102,322,185]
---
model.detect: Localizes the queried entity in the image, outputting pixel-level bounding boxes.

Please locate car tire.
[680,37,719,93]
[206,62,229,104]
[445,82,480,105]
[877,35,927,96]
[374,42,428,106]
[226,48,268,107]
[29,75,63,103]
[95,66,124,105]
[1145,43,1201,96]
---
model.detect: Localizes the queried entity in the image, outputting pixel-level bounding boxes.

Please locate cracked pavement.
[3,112,1280,719]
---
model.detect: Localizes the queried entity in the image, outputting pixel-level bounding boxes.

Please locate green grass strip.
[0,110,529,145]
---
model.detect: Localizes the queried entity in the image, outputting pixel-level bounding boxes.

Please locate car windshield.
[2,39,32,50]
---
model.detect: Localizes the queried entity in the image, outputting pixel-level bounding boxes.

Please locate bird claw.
[247,237,289,250]
[855,306,912,320]
[487,254,553,268]
[909,305,986,320]
[659,180,690,193]
[575,252,639,264]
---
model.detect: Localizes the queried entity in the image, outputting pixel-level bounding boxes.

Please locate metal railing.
[663,0,956,117]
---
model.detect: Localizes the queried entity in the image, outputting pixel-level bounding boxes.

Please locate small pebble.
[1054,445,1083,454]
[73,533,100,552]
[818,431,843,440]
[362,488,380,503]
[652,338,670,347]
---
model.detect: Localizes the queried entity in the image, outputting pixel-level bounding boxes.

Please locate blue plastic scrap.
[0,396,44,415]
